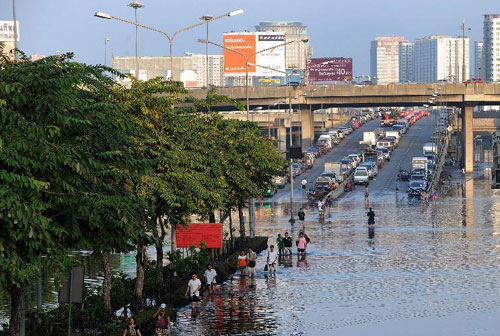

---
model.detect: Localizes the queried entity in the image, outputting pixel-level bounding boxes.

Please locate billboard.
[176,223,222,249]
[0,21,19,42]
[307,57,353,82]
[223,32,285,77]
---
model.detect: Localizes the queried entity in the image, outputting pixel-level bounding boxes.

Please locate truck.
[363,150,382,169]
[412,157,428,172]
[380,111,397,127]
[423,142,438,155]
[325,162,344,182]
[359,131,377,147]
[385,131,401,144]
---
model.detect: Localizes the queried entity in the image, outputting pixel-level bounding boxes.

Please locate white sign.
[255,32,286,77]
[0,21,19,42]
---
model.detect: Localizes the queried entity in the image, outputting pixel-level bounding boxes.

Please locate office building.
[371,36,407,84]
[112,53,225,87]
[255,21,312,70]
[399,42,414,83]
[474,41,484,79]
[483,14,500,82]
[413,35,469,83]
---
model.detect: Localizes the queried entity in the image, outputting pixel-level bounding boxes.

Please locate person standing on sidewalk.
[247,248,257,277]
[237,250,247,276]
[204,264,217,294]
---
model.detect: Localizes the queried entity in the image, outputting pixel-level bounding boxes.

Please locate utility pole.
[128,1,144,79]
[461,21,469,82]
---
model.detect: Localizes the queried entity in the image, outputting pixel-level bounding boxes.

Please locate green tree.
[0,53,148,334]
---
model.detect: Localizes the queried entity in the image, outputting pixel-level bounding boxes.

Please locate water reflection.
[174,180,500,335]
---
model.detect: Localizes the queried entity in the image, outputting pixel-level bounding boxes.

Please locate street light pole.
[96,9,243,81]
[104,38,110,67]
[12,0,18,61]
[200,14,213,87]
[127,1,144,79]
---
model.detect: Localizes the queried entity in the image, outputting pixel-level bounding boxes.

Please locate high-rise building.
[255,21,312,71]
[370,36,407,84]
[112,53,225,87]
[474,41,484,79]
[399,42,414,83]
[413,35,469,83]
[483,14,500,82]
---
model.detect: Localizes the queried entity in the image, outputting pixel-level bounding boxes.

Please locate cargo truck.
[412,157,428,172]
[359,131,377,147]
[325,162,344,182]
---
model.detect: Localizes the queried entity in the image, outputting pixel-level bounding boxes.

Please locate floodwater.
[174,178,500,336]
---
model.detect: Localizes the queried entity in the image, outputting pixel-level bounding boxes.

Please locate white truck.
[423,142,438,155]
[385,131,401,144]
[325,162,344,182]
[359,131,377,147]
[412,157,428,172]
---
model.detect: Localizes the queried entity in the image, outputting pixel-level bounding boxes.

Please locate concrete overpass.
[190,83,500,173]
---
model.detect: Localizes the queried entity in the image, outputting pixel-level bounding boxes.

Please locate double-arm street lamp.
[95,9,243,80]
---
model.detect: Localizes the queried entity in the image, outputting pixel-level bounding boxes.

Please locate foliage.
[110,272,135,316]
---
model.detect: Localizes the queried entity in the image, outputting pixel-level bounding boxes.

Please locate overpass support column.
[301,107,314,151]
[462,104,474,173]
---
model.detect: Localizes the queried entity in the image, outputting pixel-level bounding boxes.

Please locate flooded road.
[174,179,500,335]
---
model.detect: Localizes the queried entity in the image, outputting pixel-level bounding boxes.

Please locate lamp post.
[104,38,110,67]
[95,9,243,81]
[200,14,213,87]
[127,1,144,79]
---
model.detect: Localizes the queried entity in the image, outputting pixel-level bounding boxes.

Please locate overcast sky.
[1,0,498,75]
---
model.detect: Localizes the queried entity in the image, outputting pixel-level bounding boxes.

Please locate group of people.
[236,248,258,277]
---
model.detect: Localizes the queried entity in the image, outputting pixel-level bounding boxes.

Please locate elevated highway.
[191,83,500,173]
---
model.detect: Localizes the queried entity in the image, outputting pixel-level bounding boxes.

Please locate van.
[354,167,370,185]
[376,140,393,152]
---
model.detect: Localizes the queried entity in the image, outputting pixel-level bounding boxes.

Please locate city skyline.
[1,0,498,76]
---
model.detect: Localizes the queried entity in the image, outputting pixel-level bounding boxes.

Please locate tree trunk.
[134,244,147,311]
[9,285,23,336]
[155,243,164,283]
[102,252,112,313]
[238,205,246,239]
[209,212,216,223]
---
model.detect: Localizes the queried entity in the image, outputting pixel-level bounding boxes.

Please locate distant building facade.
[483,14,500,82]
[112,53,225,87]
[474,41,484,79]
[398,42,414,83]
[413,35,469,83]
[370,36,407,84]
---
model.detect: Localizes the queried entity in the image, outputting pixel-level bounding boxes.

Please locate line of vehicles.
[307,109,429,201]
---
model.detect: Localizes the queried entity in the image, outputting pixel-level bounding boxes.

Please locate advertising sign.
[255,33,285,76]
[0,21,19,42]
[223,33,256,74]
[223,32,285,77]
[307,57,353,82]
[176,223,222,248]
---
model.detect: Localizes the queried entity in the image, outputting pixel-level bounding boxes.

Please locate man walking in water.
[301,178,308,194]
[367,207,375,226]
[364,185,370,206]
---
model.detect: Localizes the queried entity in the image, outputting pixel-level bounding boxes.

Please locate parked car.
[292,162,303,176]
[360,162,377,178]
[272,176,287,189]
[410,169,427,181]
[407,180,426,198]
[340,158,355,171]
[354,167,370,185]
[262,183,278,197]
[306,147,320,158]
[399,169,411,181]
[375,147,391,161]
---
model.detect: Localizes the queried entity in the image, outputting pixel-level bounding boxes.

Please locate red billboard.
[176,223,222,248]
[307,57,353,83]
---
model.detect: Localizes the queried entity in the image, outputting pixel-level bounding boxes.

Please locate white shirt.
[204,269,217,284]
[301,179,307,186]
[267,250,278,265]
[188,278,201,297]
